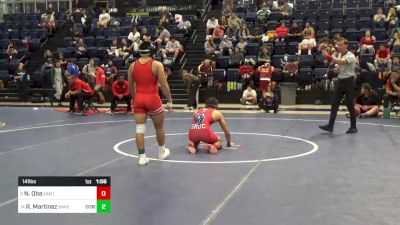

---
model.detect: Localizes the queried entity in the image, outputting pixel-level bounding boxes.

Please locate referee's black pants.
[329,77,357,128]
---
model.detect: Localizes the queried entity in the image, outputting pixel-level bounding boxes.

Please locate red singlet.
[132,59,164,115]
[258,65,273,90]
[188,108,219,144]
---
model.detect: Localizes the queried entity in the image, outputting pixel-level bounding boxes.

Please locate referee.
[319,38,358,134]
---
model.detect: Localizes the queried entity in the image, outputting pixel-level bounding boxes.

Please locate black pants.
[69,92,93,111]
[329,77,357,128]
[111,95,132,112]
[17,79,29,101]
[187,81,200,108]
[383,94,400,108]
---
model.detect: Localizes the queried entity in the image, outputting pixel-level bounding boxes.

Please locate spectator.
[256,5,271,23]
[13,63,29,101]
[227,13,242,36]
[259,86,279,113]
[261,30,274,43]
[198,60,214,87]
[298,31,316,55]
[219,35,233,56]
[350,83,381,118]
[111,75,132,113]
[65,73,95,113]
[41,50,54,72]
[275,22,289,43]
[386,8,398,32]
[182,69,200,110]
[213,25,225,39]
[72,31,81,46]
[239,59,255,88]
[71,8,84,33]
[240,85,257,105]
[388,31,400,51]
[94,64,106,103]
[120,38,131,59]
[222,7,233,18]
[103,60,118,84]
[374,44,392,78]
[51,60,65,105]
[282,57,299,78]
[360,30,376,55]
[303,22,315,38]
[97,8,111,28]
[6,41,18,60]
[161,36,181,62]
[258,46,271,65]
[230,47,245,67]
[287,22,303,43]
[159,6,172,22]
[177,16,191,36]
[207,16,219,35]
[128,27,141,42]
[155,26,171,46]
[58,52,68,69]
[383,71,400,109]
[239,24,251,40]
[140,27,150,39]
[373,8,386,28]
[82,58,97,86]
[107,39,119,58]
[159,14,170,28]
[280,0,293,19]
[39,10,55,32]
[205,37,218,54]
[205,48,218,69]
[130,37,142,57]
[75,38,88,59]
[236,37,247,54]
[258,62,275,92]
[219,16,229,32]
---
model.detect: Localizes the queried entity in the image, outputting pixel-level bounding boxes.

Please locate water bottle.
[383,103,391,119]
[227,81,231,92]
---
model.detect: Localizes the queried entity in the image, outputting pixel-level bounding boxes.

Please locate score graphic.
[18,177,111,213]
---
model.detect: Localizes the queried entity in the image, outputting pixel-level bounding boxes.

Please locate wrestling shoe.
[159,148,170,160]
[138,155,149,166]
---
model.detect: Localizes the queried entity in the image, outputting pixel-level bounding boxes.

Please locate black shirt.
[356,93,381,106]
[72,11,83,24]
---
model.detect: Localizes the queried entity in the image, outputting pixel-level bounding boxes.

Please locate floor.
[0,107,399,225]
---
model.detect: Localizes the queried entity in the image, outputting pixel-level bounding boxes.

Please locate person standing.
[319,38,358,134]
[182,70,199,110]
[51,60,65,106]
[128,41,173,166]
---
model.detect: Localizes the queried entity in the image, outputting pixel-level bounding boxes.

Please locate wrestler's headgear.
[139,41,155,56]
[205,97,219,109]
[67,63,80,77]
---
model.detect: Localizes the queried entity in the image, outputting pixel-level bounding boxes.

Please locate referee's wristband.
[326,54,334,62]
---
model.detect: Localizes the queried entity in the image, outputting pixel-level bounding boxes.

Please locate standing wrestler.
[187,98,231,154]
[128,41,173,166]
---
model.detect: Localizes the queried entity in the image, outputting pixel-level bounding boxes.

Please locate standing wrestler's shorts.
[134,93,164,115]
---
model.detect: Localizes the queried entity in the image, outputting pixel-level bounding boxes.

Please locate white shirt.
[300,38,316,48]
[99,13,110,22]
[207,19,219,29]
[242,89,257,99]
[128,31,141,41]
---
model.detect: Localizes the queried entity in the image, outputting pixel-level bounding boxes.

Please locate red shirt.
[360,37,375,46]
[258,65,274,80]
[239,65,254,79]
[213,28,224,38]
[96,67,106,86]
[132,59,158,94]
[376,48,390,59]
[112,80,130,96]
[386,78,400,92]
[275,27,289,37]
[73,78,94,94]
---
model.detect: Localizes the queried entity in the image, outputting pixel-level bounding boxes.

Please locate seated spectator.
[275,22,289,43]
[103,60,118,85]
[386,8,398,32]
[97,8,111,28]
[258,46,271,65]
[94,63,106,103]
[258,62,275,92]
[222,7,233,18]
[159,6,172,22]
[213,25,225,39]
[207,16,219,35]
[129,37,142,58]
[120,38,131,59]
[205,37,218,54]
[239,59,255,88]
[350,83,381,118]
[236,37,247,54]
[75,38,88,58]
[227,13,242,36]
[140,27,150,39]
[6,41,18,60]
[239,24,252,40]
[230,47,245,67]
[280,0,293,19]
[111,75,132,113]
[159,15,170,28]
[13,63,29,101]
[82,58,96,86]
[282,57,299,78]
[240,85,257,105]
[51,60,65,105]
[359,30,376,55]
[373,8,386,28]
[219,16,229,32]
[198,60,214,87]
[258,86,279,113]
[219,35,233,56]
[388,31,400,51]
[65,72,95,114]
[374,44,392,78]
[261,30,274,43]
[71,8,85,33]
[177,16,192,36]
[128,27,140,42]
[155,26,171,46]
[383,71,400,109]
[298,32,316,55]
[72,31,81,46]
[385,57,400,79]
[205,48,218,69]
[39,10,55,32]
[302,22,315,38]
[287,22,303,43]
[107,39,120,58]
[161,36,181,62]
[256,5,271,23]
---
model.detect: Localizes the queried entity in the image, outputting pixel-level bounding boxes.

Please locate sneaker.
[319,124,334,132]
[346,127,358,134]
[138,155,149,166]
[159,148,170,160]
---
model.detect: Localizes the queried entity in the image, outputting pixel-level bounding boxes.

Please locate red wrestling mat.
[55,107,108,115]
